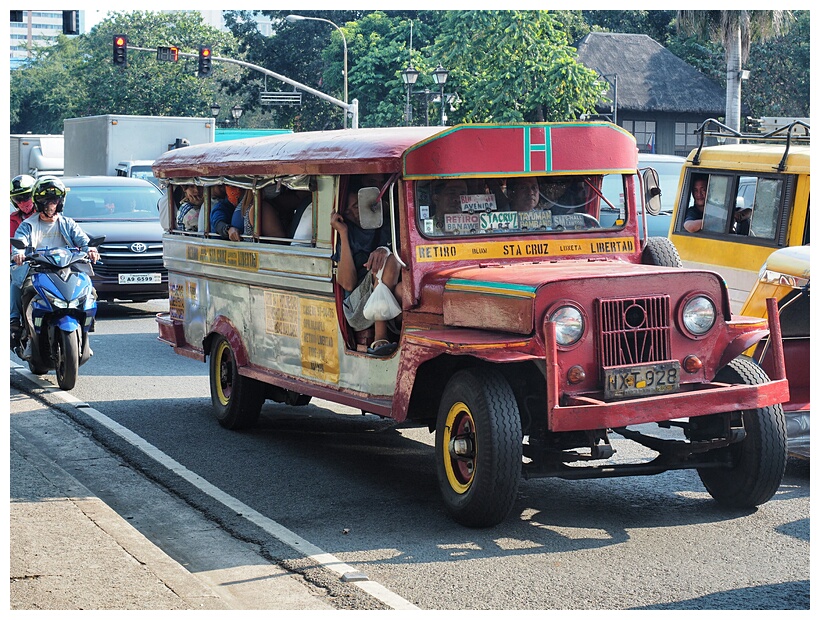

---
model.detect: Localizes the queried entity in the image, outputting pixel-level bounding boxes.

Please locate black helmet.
[10,174,36,203]
[31,175,67,213]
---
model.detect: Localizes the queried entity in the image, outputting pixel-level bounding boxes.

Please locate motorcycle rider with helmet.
[10,174,36,239]
[10,175,100,348]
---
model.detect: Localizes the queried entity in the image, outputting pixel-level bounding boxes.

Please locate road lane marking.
[10,363,420,611]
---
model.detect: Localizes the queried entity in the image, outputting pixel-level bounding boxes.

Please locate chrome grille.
[598,296,671,367]
[95,242,165,276]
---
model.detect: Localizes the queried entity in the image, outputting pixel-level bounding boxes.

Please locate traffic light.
[198,45,212,77]
[113,34,127,67]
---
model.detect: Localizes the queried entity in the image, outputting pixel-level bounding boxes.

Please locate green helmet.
[31,175,67,213]
[10,174,36,202]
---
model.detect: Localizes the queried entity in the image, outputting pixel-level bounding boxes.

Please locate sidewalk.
[9,383,333,611]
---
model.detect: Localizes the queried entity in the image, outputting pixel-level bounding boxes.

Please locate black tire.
[642,237,682,267]
[55,329,80,391]
[28,359,50,375]
[435,368,522,527]
[697,356,787,508]
[209,335,265,430]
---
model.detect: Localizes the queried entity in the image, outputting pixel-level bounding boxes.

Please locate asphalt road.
[9,299,811,610]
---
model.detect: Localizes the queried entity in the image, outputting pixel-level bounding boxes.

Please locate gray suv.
[61,176,166,302]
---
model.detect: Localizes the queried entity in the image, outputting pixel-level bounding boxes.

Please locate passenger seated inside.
[330,175,403,357]
[229,187,286,240]
[210,184,237,240]
[266,185,313,244]
[176,184,203,232]
[540,177,588,214]
[732,197,752,235]
[429,178,469,234]
[506,177,541,212]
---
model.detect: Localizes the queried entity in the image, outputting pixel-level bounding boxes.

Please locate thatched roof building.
[575,32,725,155]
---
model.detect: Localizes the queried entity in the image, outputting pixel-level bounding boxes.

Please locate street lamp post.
[401,65,419,125]
[210,102,221,126]
[231,104,243,128]
[431,64,449,127]
[286,14,348,128]
[402,64,452,126]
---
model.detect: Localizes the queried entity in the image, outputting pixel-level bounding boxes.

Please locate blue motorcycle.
[11,236,104,390]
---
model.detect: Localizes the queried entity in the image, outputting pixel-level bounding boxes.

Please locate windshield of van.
[415,175,626,237]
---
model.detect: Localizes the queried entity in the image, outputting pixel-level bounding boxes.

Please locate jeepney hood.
[436,259,727,335]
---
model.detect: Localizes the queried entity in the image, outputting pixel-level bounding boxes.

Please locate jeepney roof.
[152,126,443,179]
[153,122,640,181]
[684,143,810,174]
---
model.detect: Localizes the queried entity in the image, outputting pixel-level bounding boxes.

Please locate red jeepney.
[154,122,789,527]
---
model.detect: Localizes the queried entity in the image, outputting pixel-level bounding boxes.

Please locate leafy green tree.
[84,11,237,118]
[743,10,809,118]
[10,11,235,134]
[676,10,793,132]
[10,35,90,133]
[431,11,605,123]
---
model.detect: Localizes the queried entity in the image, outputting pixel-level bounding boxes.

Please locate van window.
[678,172,789,243]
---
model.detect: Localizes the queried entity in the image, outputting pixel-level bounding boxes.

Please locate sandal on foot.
[367,339,397,357]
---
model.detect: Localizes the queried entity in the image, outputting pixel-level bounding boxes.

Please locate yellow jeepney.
[669,119,810,312]
[742,244,810,459]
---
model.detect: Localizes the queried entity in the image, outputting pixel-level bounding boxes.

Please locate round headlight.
[682,296,716,335]
[550,305,585,346]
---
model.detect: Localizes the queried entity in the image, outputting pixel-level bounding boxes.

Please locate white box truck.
[62,114,215,180]
[10,134,64,178]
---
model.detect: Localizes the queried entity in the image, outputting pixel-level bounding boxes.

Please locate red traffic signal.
[198,45,212,77]
[113,34,127,67]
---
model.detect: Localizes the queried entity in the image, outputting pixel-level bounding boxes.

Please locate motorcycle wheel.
[55,330,80,391]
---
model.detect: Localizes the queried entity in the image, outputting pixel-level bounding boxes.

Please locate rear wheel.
[697,356,787,507]
[209,335,265,430]
[435,368,522,527]
[55,330,80,391]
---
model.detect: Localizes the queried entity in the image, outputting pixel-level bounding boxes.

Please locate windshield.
[63,184,161,221]
[415,175,625,237]
[130,166,160,188]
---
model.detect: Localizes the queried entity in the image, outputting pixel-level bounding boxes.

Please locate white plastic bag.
[363,266,401,321]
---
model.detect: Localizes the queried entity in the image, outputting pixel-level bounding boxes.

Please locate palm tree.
[677,11,792,134]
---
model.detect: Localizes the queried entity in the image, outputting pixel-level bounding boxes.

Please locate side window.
[679,172,788,243]
[702,175,733,233]
[748,178,783,239]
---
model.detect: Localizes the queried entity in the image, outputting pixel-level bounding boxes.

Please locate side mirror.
[643,168,662,215]
[357,187,383,230]
[10,238,27,250]
[88,235,106,247]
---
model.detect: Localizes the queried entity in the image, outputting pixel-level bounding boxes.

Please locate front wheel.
[435,368,522,527]
[55,329,80,391]
[696,356,787,508]
[209,335,265,430]
[642,237,682,268]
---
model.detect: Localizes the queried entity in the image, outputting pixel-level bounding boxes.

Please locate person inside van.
[330,175,402,357]
[683,175,708,232]
[176,184,203,232]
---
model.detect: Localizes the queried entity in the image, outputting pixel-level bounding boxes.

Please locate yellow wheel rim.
[442,401,476,494]
[214,340,232,406]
